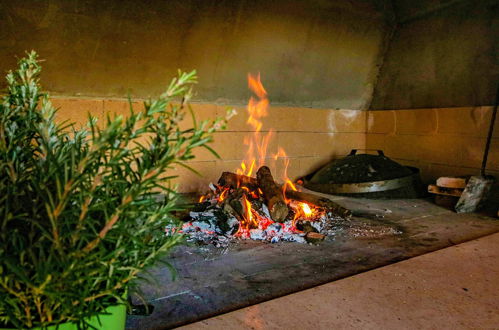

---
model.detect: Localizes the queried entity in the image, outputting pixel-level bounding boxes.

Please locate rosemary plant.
[0,52,225,328]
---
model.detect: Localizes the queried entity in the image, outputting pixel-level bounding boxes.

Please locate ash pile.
[175,166,354,247]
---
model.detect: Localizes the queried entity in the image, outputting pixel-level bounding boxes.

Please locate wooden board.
[436,176,467,189]
[428,184,463,197]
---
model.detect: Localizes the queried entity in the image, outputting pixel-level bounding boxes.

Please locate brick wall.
[366,107,499,183]
[51,97,366,192]
[53,97,497,191]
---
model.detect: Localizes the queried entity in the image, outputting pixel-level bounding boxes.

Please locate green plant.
[0,51,226,328]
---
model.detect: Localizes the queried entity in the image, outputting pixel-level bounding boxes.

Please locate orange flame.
[218,188,229,202]
[234,194,259,238]
[273,147,298,202]
[198,195,206,203]
[236,74,273,179]
[292,202,317,225]
[300,203,313,217]
[229,72,322,236]
[243,195,253,226]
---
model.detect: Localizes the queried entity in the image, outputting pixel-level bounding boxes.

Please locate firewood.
[436,176,467,189]
[428,184,463,197]
[305,232,325,244]
[218,172,258,190]
[256,166,289,222]
[296,221,318,233]
[222,190,245,221]
[285,190,352,219]
[223,188,258,230]
[216,171,352,219]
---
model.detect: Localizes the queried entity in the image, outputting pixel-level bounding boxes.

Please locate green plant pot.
[1,303,126,330]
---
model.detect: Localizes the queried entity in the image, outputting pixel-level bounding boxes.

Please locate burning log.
[223,188,245,220]
[218,171,258,190]
[222,188,259,232]
[285,190,352,219]
[216,171,352,219]
[296,221,318,233]
[256,166,289,222]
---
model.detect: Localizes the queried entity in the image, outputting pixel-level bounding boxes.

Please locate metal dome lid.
[310,150,413,184]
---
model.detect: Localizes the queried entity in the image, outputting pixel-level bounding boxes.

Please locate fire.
[237,73,273,179]
[294,202,312,220]
[230,73,320,233]
[273,147,298,203]
[300,203,312,217]
[218,188,229,202]
[242,195,255,227]
[237,159,256,178]
[186,73,334,245]
[234,194,259,238]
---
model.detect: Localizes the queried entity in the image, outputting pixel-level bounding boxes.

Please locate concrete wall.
[0,0,391,109]
[371,0,499,109]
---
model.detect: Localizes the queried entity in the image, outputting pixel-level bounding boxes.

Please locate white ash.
[249,229,265,240]
[181,202,340,246]
[259,204,271,219]
[209,183,218,192]
[174,185,402,247]
[348,225,402,239]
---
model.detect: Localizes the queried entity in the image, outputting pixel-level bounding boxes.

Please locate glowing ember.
[301,203,313,217]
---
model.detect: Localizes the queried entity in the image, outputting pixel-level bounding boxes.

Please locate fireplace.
[1,0,498,329]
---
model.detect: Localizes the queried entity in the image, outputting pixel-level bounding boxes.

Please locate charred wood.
[256,166,289,222]
[217,171,352,219]
[296,221,318,233]
[218,172,258,190]
[223,188,244,219]
[285,190,352,219]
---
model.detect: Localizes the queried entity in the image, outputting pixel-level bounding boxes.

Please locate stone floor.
[180,232,499,329]
[126,197,499,329]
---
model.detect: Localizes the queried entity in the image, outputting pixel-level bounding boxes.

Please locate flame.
[218,188,229,202]
[273,147,298,202]
[234,194,259,238]
[190,74,329,242]
[292,202,316,224]
[243,195,254,226]
[237,159,256,177]
[236,74,273,179]
[300,203,312,217]
[228,73,321,237]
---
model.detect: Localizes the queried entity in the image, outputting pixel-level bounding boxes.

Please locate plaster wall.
[367,0,499,183]
[0,0,382,192]
[0,0,390,109]
[371,0,499,109]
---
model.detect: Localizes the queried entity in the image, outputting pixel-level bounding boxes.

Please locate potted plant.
[0,52,226,329]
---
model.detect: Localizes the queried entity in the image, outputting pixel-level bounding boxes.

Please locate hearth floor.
[126,197,499,330]
[180,231,499,330]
